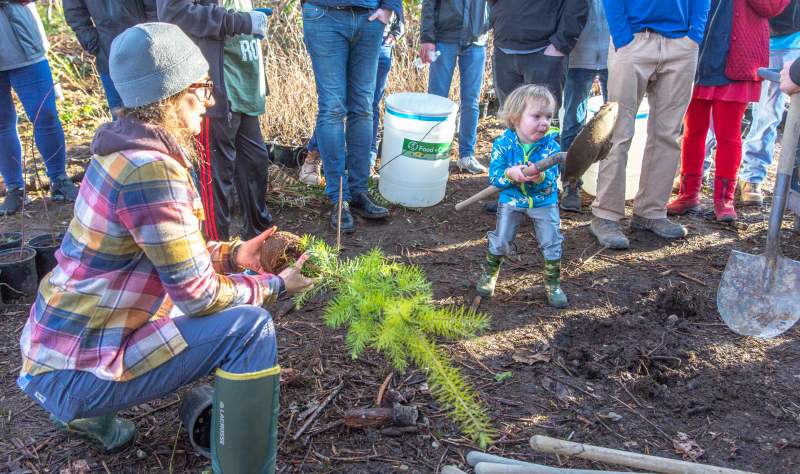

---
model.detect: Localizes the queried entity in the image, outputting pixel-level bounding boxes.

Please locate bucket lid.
[386,92,457,119]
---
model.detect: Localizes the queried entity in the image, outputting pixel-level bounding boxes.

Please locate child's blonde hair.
[499,84,556,130]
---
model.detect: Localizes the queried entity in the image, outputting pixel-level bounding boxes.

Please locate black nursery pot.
[0,247,38,302]
[268,142,303,168]
[179,384,213,459]
[0,232,22,251]
[28,233,63,282]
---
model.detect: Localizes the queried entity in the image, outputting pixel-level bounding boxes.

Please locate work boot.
[476,253,504,297]
[589,217,630,249]
[543,259,568,308]
[350,192,389,219]
[560,181,582,212]
[330,202,355,233]
[713,177,737,222]
[457,156,487,174]
[0,187,26,216]
[739,181,763,206]
[51,413,136,452]
[631,215,687,239]
[50,175,79,202]
[299,151,322,186]
[212,365,280,473]
[666,174,702,215]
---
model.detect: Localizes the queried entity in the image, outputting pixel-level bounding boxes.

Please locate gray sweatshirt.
[568,0,609,70]
[0,3,46,71]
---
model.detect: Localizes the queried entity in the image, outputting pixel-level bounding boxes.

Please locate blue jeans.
[741,48,800,184]
[99,72,123,119]
[371,43,394,160]
[561,68,608,153]
[428,42,486,159]
[488,203,563,261]
[18,305,277,422]
[303,3,384,203]
[0,59,67,189]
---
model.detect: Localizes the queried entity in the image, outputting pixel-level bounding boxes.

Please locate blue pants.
[18,305,277,422]
[0,59,67,189]
[99,72,123,120]
[303,3,384,203]
[428,41,486,159]
[561,67,608,153]
[741,48,800,184]
[488,203,563,261]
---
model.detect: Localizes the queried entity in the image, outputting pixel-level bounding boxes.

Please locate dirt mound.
[652,281,707,319]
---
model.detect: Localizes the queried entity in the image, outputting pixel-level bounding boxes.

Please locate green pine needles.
[294,236,494,448]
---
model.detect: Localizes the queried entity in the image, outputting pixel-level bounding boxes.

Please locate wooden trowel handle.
[454,153,563,211]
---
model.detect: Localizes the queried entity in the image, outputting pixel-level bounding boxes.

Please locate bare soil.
[1,118,799,473]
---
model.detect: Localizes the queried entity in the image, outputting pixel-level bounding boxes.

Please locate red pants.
[680,98,748,180]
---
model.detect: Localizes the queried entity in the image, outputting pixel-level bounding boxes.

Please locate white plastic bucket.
[581,96,648,200]
[378,92,458,207]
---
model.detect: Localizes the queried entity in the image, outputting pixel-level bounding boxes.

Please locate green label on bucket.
[401,139,451,161]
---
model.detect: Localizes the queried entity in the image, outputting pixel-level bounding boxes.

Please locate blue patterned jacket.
[488,129,561,209]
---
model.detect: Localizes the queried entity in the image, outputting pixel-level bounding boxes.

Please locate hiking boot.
[299,154,322,186]
[50,176,79,202]
[0,187,27,216]
[350,192,388,219]
[457,156,487,174]
[739,181,763,206]
[476,253,503,297]
[713,177,737,222]
[544,259,568,308]
[631,215,687,239]
[589,217,630,249]
[666,174,702,215]
[51,413,136,452]
[560,181,582,212]
[330,201,355,233]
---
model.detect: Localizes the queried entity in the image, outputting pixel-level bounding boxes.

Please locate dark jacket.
[770,0,800,36]
[696,0,734,86]
[64,0,157,74]
[420,0,489,46]
[488,0,588,54]
[0,1,46,71]
[157,0,256,119]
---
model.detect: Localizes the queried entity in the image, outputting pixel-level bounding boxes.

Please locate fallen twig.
[293,381,344,441]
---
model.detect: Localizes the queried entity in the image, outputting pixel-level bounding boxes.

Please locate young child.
[476,84,567,308]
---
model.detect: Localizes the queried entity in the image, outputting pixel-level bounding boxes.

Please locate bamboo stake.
[336,176,343,251]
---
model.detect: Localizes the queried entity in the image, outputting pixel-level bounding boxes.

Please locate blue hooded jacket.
[488,129,560,209]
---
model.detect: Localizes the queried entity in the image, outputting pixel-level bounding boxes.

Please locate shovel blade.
[717,250,800,338]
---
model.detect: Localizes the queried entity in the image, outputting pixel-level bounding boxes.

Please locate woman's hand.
[278,253,314,295]
[780,61,800,95]
[235,226,277,273]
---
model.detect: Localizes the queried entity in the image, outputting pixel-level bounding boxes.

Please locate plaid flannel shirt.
[19,147,281,382]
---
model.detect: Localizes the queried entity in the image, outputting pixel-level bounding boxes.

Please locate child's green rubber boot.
[476,253,504,297]
[51,413,136,452]
[544,259,568,308]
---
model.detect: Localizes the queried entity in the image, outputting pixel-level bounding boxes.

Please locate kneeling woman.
[16,23,311,472]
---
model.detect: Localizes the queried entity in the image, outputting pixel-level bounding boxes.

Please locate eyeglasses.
[188,80,214,101]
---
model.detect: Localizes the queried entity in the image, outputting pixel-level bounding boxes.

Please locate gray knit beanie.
[109,22,209,108]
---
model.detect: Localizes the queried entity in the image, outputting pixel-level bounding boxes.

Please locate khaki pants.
[591,32,698,221]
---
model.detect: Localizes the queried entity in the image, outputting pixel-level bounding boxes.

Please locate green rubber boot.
[50,413,136,452]
[476,253,504,297]
[544,259,568,308]
[212,365,280,473]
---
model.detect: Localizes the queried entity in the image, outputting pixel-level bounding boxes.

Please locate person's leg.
[561,68,596,152]
[0,69,24,190]
[10,60,73,198]
[346,12,386,218]
[234,114,273,240]
[667,97,711,215]
[598,68,609,103]
[19,305,277,422]
[492,47,523,108]
[303,5,351,203]
[206,114,241,241]
[711,99,748,221]
[428,42,458,100]
[518,53,567,111]
[371,43,393,165]
[529,205,566,307]
[99,72,123,120]
[631,34,696,230]
[479,204,523,297]
[456,43,486,162]
[194,116,219,240]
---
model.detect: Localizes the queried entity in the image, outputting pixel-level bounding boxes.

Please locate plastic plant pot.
[0,232,22,251]
[28,233,63,282]
[0,247,38,302]
[179,384,214,459]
